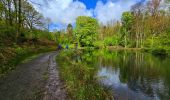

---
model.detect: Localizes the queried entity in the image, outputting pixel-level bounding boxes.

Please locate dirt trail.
[44,52,67,100]
[0,52,67,100]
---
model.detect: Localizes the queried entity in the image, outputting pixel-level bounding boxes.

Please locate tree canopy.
[75,16,99,47]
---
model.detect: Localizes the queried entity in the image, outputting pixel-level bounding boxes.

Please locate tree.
[131,2,145,48]
[67,23,73,43]
[145,0,169,47]
[0,0,52,45]
[19,0,21,27]
[45,18,51,32]
[121,12,134,48]
[23,1,44,30]
[67,23,73,36]
[75,16,99,47]
[0,1,4,20]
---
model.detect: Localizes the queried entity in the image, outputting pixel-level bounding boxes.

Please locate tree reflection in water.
[78,50,170,100]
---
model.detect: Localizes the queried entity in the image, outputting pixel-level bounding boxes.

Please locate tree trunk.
[7,0,12,25]
[19,0,21,28]
[13,0,18,24]
[16,0,21,43]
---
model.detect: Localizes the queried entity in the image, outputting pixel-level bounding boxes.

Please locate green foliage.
[34,30,56,41]
[0,25,17,46]
[0,0,55,46]
[151,48,167,56]
[94,41,104,49]
[0,46,56,77]
[104,36,118,46]
[121,12,134,29]
[143,32,170,56]
[67,23,74,44]
[120,12,134,47]
[57,50,113,100]
[75,16,99,47]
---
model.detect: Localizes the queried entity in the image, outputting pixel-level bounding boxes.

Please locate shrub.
[104,37,118,46]
[0,25,17,46]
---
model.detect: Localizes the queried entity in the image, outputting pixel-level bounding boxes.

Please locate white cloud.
[94,0,138,25]
[29,0,92,27]
[29,0,141,29]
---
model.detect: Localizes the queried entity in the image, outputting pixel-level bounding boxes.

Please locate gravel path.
[0,52,67,100]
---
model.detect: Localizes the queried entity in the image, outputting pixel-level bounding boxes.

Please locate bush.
[94,41,104,49]
[0,25,17,46]
[151,48,167,56]
[104,37,118,46]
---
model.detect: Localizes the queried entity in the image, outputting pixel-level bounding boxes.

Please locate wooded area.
[55,0,170,56]
[0,0,57,76]
[0,0,170,78]
[0,0,56,46]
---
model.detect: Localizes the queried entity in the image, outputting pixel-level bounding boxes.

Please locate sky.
[29,0,146,31]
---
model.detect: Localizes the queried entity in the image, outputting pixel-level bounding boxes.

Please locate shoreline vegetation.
[56,47,170,100]
[56,49,114,100]
[68,45,170,57]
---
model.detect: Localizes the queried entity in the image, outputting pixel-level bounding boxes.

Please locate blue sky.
[77,0,145,9]
[75,0,107,9]
[29,0,147,31]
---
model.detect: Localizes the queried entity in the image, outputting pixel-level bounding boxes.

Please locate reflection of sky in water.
[97,67,125,87]
[97,66,163,100]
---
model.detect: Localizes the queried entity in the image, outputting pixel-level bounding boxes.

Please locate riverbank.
[0,45,56,77]
[56,49,170,99]
[56,50,113,100]
[108,46,170,57]
[77,45,170,57]
[142,47,170,57]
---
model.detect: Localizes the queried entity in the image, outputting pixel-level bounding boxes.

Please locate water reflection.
[96,51,170,100]
[98,66,153,100]
[72,50,170,100]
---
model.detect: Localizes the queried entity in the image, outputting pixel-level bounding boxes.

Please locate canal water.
[78,50,170,100]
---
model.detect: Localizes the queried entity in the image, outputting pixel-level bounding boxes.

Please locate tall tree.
[23,1,44,30]
[45,18,51,32]
[67,23,73,35]
[19,0,21,26]
[121,12,134,48]
[75,16,99,47]
[67,23,73,43]
[13,0,18,24]
[131,2,145,48]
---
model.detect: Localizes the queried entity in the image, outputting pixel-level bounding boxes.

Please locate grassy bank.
[99,45,170,57]
[56,50,113,100]
[0,45,56,77]
[142,47,170,57]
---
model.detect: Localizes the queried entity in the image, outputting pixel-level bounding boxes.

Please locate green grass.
[56,50,113,100]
